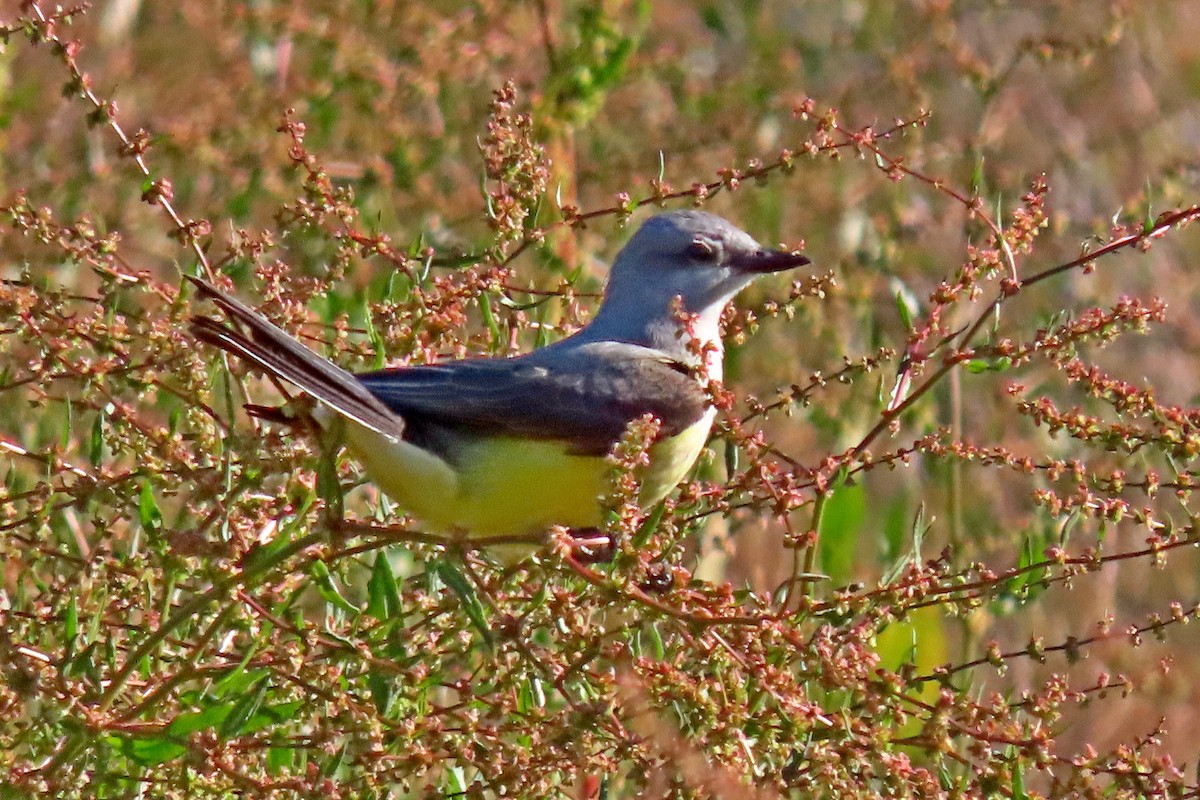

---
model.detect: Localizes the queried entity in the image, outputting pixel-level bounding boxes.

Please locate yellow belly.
[343,413,713,542]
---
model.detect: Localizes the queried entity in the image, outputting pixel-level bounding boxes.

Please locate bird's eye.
[686,240,719,262]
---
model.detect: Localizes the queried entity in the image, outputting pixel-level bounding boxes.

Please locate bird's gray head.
[583,210,811,363]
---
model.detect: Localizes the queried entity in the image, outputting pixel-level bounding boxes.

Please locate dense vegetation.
[3,2,1200,797]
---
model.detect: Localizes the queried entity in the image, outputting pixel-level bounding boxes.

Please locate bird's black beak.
[730,248,811,274]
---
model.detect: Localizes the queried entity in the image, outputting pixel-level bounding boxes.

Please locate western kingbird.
[189,211,809,555]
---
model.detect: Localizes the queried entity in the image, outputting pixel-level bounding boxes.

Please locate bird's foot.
[568,527,618,564]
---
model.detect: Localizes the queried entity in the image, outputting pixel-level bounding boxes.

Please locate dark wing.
[357,342,710,456]
[187,276,709,455]
[187,276,406,440]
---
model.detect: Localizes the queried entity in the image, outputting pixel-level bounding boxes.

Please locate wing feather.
[188,277,709,456]
[358,343,709,456]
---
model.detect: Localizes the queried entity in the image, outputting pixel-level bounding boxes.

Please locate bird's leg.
[565,530,675,594]
[567,527,618,564]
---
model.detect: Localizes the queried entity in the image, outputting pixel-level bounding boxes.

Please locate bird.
[189,210,810,559]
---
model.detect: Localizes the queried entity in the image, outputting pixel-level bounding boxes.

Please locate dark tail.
[187,276,405,440]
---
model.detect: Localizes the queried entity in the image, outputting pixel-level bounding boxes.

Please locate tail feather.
[187,276,405,440]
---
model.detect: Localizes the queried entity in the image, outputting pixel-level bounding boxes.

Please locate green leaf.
[1142,179,1156,234]
[321,740,350,777]
[169,703,233,736]
[965,356,1012,373]
[644,622,665,661]
[310,560,360,616]
[63,593,78,655]
[367,669,393,715]
[121,735,188,766]
[315,449,345,522]
[213,666,268,699]
[62,396,72,450]
[516,677,547,714]
[631,501,667,549]
[267,744,294,774]
[894,290,914,331]
[362,294,387,371]
[366,552,403,621]
[874,605,947,728]
[1012,761,1028,800]
[431,560,491,646]
[479,291,501,352]
[219,678,268,738]
[882,504,927,586]
[723,440,740,477]
[516,680,535,714]
[240,701,303,736]
[970,154,987,195]
[138,480,162,533]
[818,481,866,584]
[443,765,468,795]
